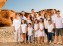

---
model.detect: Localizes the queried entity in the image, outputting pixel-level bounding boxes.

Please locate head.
[21,19,25,24]
[15,13,20,19]
[35,19,38,23]
[21,11,25,16]
[31,9,35,13]
[28,23,31,27]
[40,18,44,23]
[48,20,52,25]
[56,10,60,16]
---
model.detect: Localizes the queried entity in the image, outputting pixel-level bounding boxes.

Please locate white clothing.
[12,19,21,30]
[34,24,39,37]
[44,19,48,29]
[21,24,27,33]
[21,16,27,20]
[34,24,39,31]
[27,19,32,23]
[53,17,63,28]
[28,27,33,36]
[47,24,53,32]
[38,23,45,37]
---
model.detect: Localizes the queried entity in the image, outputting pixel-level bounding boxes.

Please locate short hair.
[31,9,34,11]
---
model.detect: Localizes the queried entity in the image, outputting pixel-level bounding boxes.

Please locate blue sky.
[2,0,63,13]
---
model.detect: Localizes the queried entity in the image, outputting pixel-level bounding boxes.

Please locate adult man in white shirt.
[21,11,27,20]
[53,11,63,44]
[12,14,21,42]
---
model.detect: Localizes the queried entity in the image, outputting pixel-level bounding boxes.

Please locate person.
[21,11,27,20]
[37,18,45,44]
[27,23,33,44]
[26,14,32,24]
[20,19,27,43]
[51,9,57,42]
[34,19,39,44]
[12,13,21,42]
[47,20,53,44]
[44,13,48,39]
[53,11,63,44]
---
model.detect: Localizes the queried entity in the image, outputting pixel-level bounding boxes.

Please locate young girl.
[34,19,39,44]
[20,19,27,43]
[27,23,33,44]
[47,20,53,44]
[38,18,45,44]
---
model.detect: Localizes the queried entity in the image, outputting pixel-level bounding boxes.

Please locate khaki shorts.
[55,28,63,36]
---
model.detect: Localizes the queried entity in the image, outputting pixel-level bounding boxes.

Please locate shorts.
[55,28,63,36]
[37,30,45,37]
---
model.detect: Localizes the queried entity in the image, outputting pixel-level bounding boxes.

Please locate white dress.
[38,23,45,37]
[21,24,27,33]
[34,24,39,37]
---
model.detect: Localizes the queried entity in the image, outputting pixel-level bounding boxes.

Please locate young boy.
[27,23,33,44]
[47,20,53,44]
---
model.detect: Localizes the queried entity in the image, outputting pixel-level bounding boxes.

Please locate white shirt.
[53,16,63,28]
[27,19,32,23]
[28,27,33,36]
[51,14,57,23]
[21,24,27,33]
[48,24,53,32]
[44,19,48,29]
[12,19,21,30]
[21,16,27,20]
[37,16,44,20]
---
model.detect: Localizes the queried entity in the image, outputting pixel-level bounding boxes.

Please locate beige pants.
[14,29,21,42]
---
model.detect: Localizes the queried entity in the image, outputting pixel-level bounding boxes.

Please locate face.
[57,12,60,15]
[40,19,43,23]
[22,19,24,24]
[35,20,38,23]
[31,9,35,13]
[28,24,31,27]
[21,12,25,15]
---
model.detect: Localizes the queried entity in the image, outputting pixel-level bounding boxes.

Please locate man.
[53,11,63,44]
[12,13,21,43]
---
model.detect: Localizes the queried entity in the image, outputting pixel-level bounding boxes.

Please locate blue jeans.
[48,32,52,42]
[28,36,32,42]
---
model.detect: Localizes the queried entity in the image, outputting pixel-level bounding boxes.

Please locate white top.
[44,19,48,29]
[21,24,27,33]
[12,19,21,30]
[27,19,32,23]
[21,16,27,20]
[28,27,33,36]
[51,14,57,23]
[39,23,44,30]
[53,16,63,28]
[31,14,34,18]
[47,24,53,32]
[37,16,44,20]
[34,24,38,30]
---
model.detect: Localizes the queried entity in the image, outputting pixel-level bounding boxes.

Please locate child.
[38,18,45,44]
[34,19,39,44]
[47,20,53,44]
[27,23,33,44]
[20,19,27,43]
